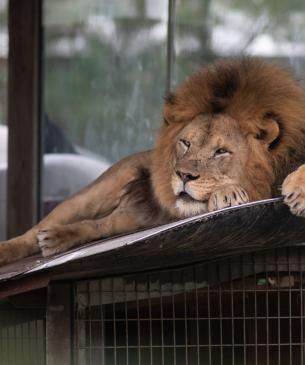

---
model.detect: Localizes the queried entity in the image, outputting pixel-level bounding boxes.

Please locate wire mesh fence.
[74,247,305,365]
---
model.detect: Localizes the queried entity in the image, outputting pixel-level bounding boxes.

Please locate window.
[42,0,168,214]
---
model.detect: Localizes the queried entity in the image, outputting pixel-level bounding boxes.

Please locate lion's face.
[171,114,249,217]
[152,112,278,219]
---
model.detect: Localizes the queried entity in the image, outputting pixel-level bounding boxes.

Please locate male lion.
[0,57,305,265]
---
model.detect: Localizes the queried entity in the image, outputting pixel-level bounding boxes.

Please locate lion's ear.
[163,90,197,124]
[163,112,172,125]
[163,92,176,125]
[163,115,170,125]
[256,120,280,146]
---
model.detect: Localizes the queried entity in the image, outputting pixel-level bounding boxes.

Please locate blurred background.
[1,0,305,239]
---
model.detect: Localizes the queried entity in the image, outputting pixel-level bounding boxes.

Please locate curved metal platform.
[0,197,305,292]
[0,198,305,282]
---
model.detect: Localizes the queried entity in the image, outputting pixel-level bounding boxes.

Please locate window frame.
[7,0,43,237]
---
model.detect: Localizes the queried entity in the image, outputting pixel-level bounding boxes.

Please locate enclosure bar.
[253,255,258,365]
[218,264,223,365]
[12,309,17,365]
[276,250,281,365]
[299,247,304,365]
[230,260,235,365]
[148,276,153,365]
[288,249,292,365]
[124,282,129,365]
[171,271,177,365]
[75,285,81,364]
[184,277,189,365]
[207,268,212,365]
[98,313,305,320]
[136,280,141,365]
[0,326,2,364]
[265,252,270,365]
[7,0,43,237]
[242,258,247,365]
[166,0,176,93]
[5,326,9,365]
[99,280,105,365]
[195,267,200,365]
[35,316,39,365]
[160,279,165,365]
[303,275,305,365]
[0,326,4,364]
[5,327,8,365]
[54,343,305,348]
[112,278,117,365]
[89,285,92,365]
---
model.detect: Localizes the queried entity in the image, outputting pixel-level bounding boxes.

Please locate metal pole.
[166,0,176,93]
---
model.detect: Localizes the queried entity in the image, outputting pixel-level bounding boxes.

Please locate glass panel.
[175,0,305,84]
[43,0,168,215]
[0,0,7,240]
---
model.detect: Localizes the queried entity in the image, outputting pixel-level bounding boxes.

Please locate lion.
[0,57,305,266]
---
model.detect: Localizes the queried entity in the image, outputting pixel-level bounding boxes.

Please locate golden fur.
[0,57,305,265]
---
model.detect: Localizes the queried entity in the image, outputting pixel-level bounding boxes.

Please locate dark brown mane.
[162,57,305,187]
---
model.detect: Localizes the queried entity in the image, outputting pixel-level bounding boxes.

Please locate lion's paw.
[282,165,305,217]
[208,185,249,212]
[37,227,73,257]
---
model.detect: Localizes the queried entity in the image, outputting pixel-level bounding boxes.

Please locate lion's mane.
[151,58,305,215]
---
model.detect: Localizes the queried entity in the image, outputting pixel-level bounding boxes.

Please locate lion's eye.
[214,148,230,158]
[178,139,190,156]
[180,139,190,148]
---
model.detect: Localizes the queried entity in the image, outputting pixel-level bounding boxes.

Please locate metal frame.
[166,0,176,93]
[7,0,43,238]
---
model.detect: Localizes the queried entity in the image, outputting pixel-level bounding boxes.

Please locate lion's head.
[151,57,305,218]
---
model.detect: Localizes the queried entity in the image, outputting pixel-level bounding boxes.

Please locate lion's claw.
[37,227,67,257]
[282,166,305,217]
[208,185,249,212]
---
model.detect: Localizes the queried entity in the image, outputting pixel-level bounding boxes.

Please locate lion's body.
[1,57,305,265]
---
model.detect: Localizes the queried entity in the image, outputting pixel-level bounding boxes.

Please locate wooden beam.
[46,283,72,365]
[0,274,49,300]
[7,0,42,238]
[9,287,47,309]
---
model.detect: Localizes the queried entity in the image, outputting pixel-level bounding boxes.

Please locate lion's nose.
[176,170,200,184]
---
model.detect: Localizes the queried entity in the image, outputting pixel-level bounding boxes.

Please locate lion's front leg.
[0,230,39,266]
[37,210,141,257]
[207,184,249,212]
[282,164,305,217]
